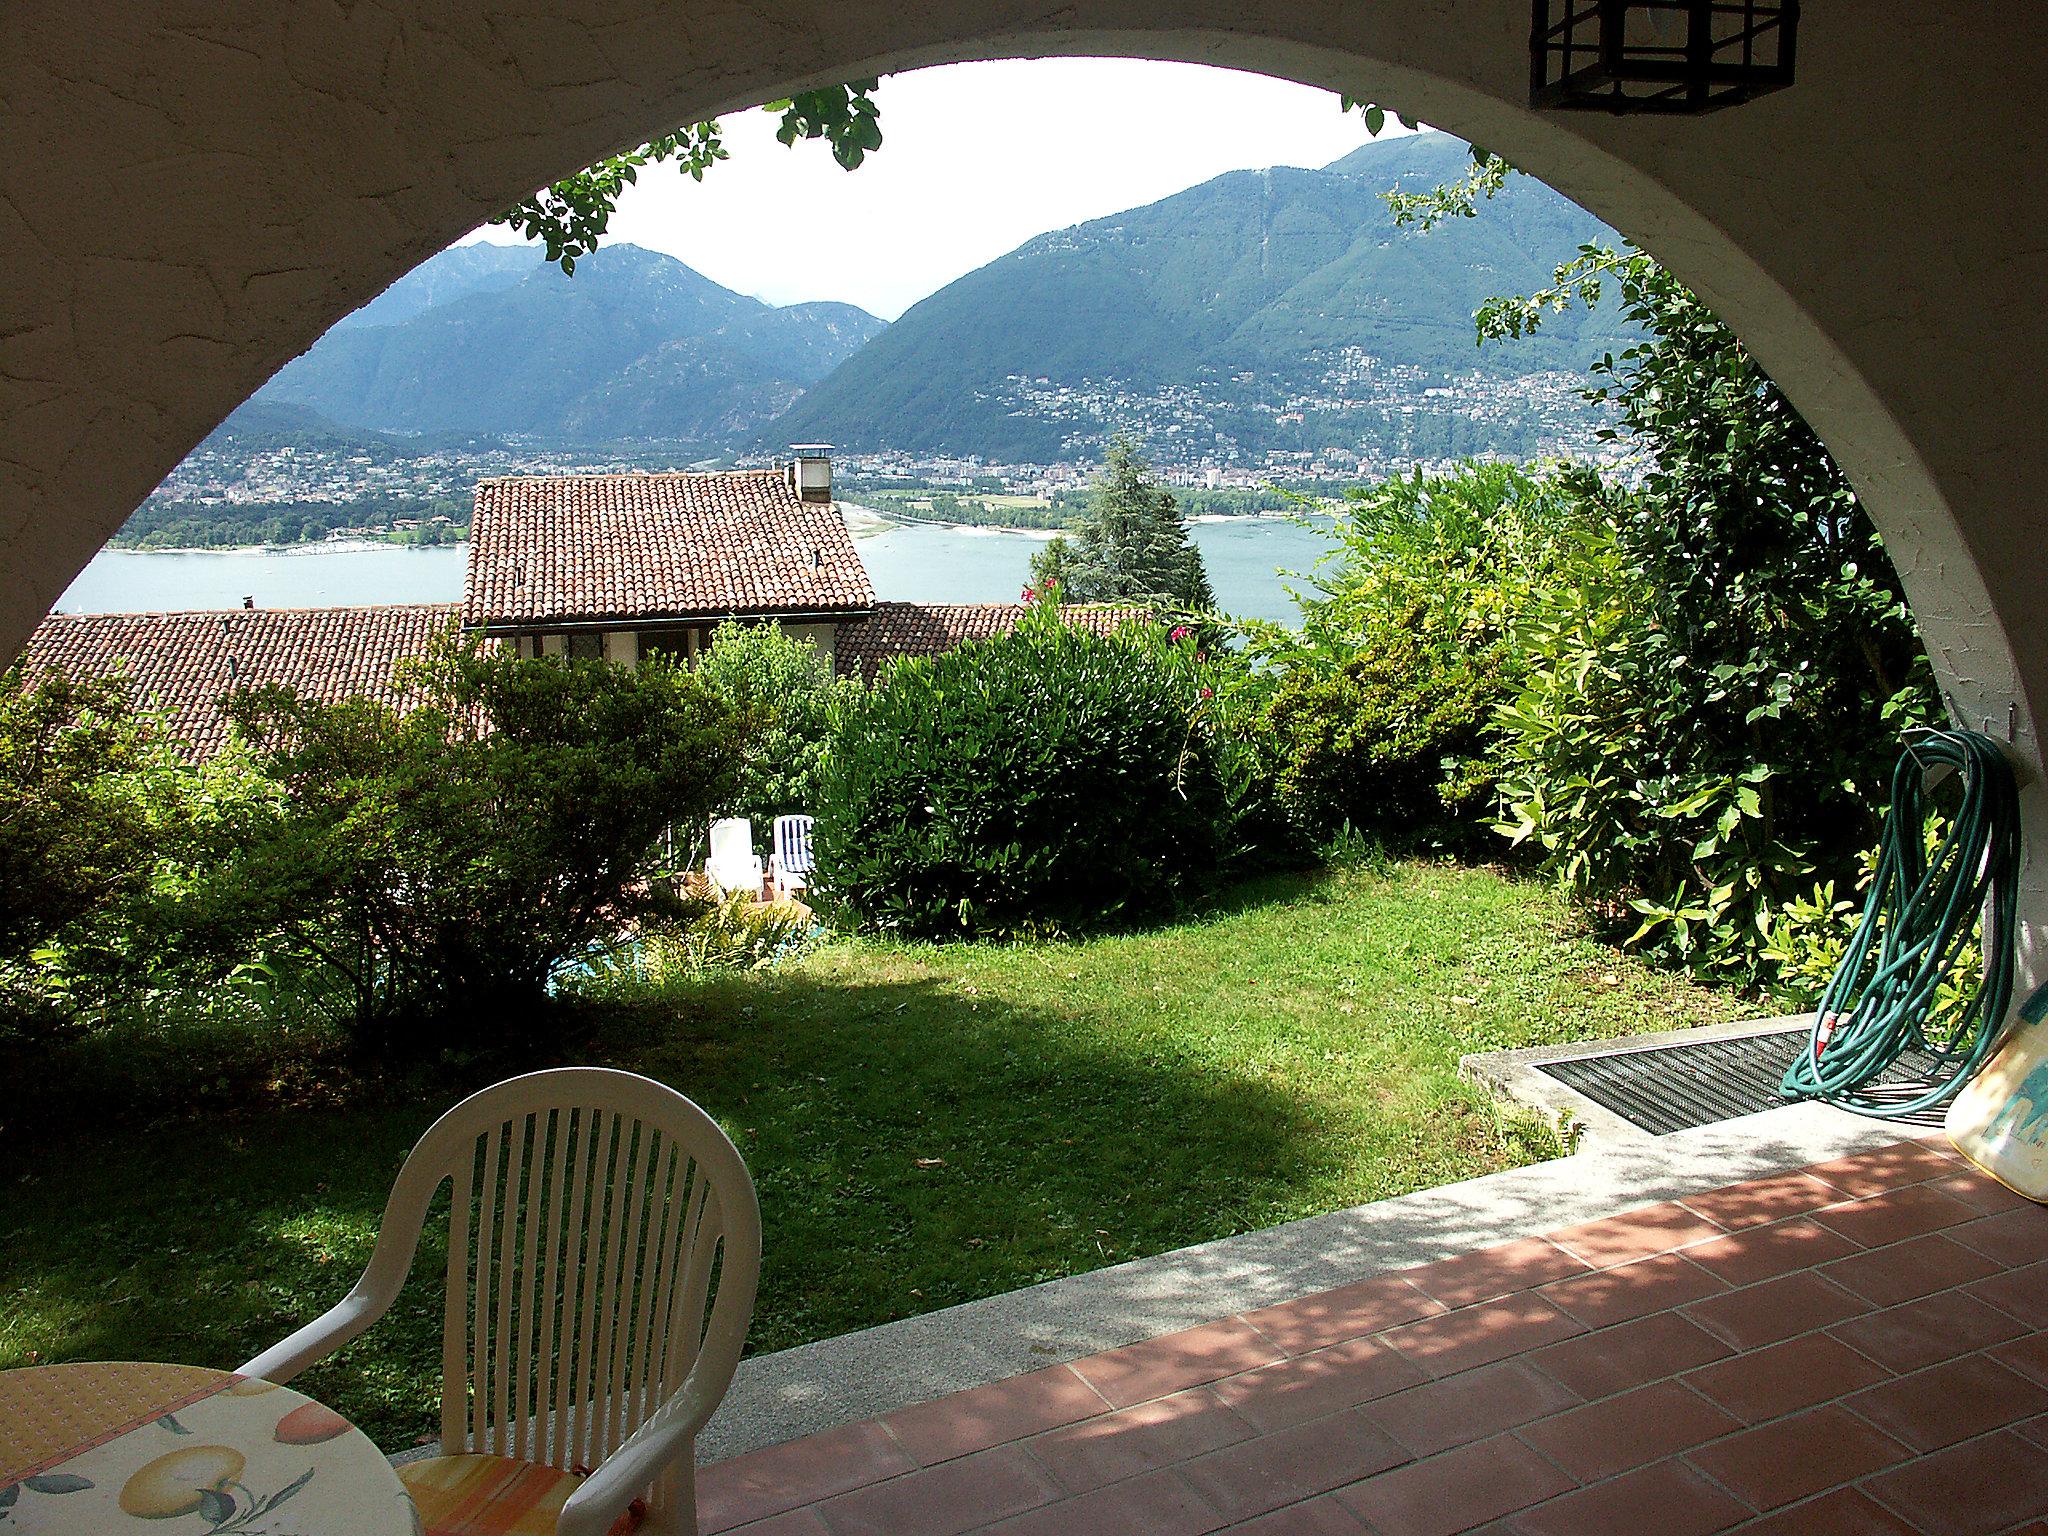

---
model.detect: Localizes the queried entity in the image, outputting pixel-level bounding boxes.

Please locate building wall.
[501,619,841,667]
[781,622,838,670]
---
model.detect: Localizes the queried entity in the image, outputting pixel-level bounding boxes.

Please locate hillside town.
[140,356,1628,542]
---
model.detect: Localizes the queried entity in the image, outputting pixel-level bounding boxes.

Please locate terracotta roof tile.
[17,604,467,756]
[465,469,874,628]
[833,601,1154,682]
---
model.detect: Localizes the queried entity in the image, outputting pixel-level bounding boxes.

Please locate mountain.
[259,245,887,443]
[334,244,542,329]
[772,133,1629,463]
[191,397,402,453]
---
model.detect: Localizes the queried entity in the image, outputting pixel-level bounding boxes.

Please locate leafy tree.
[499,83,884,273]
[193,639,744,1052]
[694,621,860,832]
[1482,250,1935,979]
[1348,105,1510,230]
[0,667,173,966]
[1030,438,1215,611]
[1236,464,1579,844]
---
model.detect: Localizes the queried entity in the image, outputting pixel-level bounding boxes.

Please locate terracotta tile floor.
[699,1139,2048,1534]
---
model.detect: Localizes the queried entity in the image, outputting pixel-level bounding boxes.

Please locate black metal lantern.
[1530,1,1799,114]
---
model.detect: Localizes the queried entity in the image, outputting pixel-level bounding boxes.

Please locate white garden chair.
[704,817,763,898]
[769,815,815,898]
[240,1068,760,1536]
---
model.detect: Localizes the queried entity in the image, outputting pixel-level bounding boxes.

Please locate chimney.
[790,445,833,503]
[242,595,255,609]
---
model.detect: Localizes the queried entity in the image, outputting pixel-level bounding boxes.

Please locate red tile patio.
[698,1138,2048,1533]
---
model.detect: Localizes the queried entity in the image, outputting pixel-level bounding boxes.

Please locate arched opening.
[10,6,2040,953]
[9,9,2048,1519]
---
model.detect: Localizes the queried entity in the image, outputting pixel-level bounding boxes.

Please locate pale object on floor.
[704,817,763,898]
[239,1067,761,1536]
[769,815,814,898]
[1947,1007,2048,1200]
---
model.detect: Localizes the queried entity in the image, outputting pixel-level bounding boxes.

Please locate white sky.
[462,59,1417,321]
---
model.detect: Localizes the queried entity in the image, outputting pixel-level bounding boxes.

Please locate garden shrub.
[572,892,815,1007]
[187,636,746,1054]
[0,665,273,1032]
[0,665,184,968]
[1235,464,1576,846]
[813,598,1258,938]
[1484,254,1935,986]
[695,620,859,834]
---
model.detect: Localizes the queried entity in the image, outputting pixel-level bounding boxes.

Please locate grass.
[0,860,1745,1449]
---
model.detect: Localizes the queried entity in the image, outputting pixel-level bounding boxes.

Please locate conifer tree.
[1031,437,1215,611]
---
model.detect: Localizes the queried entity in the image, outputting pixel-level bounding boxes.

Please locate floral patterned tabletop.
[0,1361,419,1534]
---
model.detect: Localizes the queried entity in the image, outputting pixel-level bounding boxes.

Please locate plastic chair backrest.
[388,1069,760,1480]
[773,816,814,876]
[708,818,754,865]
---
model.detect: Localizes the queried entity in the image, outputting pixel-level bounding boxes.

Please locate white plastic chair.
[769,815,815,898]
[704,817,762,898]
[240,1068,760,1536]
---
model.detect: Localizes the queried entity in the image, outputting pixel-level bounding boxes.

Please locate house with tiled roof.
[17,453,1159,754]
[464,450,875,668]
[19,604,473,756]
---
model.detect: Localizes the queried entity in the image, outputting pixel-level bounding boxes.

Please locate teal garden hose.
[1780,728,2022,1118]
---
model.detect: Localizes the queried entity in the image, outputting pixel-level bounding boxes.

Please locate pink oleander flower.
[1169,625,1191,643]
[1020,585,1035,602]
[1199,687,1214,700]
[1044,577,1058,590]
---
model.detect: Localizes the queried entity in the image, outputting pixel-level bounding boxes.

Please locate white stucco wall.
[781,622,839,668]
[2,3,2046,962]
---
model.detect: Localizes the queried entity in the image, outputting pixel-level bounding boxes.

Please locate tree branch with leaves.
[1345,101,1513,230]
[496,81,885,273]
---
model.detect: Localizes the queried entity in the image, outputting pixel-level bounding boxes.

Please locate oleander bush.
[1485,255,1935,985]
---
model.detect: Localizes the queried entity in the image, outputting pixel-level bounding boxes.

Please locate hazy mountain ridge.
[247,134,1624,467]
[772,133,1629,462]
[334,244,543,330]
[261,245,887,443]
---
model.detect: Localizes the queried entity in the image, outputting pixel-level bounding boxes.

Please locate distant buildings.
[22,454,1145,755]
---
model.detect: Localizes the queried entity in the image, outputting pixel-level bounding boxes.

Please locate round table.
[0,1361,419,1533]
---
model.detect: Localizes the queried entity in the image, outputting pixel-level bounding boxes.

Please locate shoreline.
[100,537,468,556]
[96,505,1330,556]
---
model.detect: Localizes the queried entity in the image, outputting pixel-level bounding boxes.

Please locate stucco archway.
[5,2,2047,947]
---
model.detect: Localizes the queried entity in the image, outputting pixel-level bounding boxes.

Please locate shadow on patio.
[698,1137,2048,1535]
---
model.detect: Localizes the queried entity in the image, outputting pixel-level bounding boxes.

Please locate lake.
[55,510,1338,626]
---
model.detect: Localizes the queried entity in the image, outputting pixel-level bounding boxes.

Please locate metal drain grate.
[1536,1028,1947,1135]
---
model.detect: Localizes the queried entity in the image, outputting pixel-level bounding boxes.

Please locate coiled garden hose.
[1779,727,2022,1118]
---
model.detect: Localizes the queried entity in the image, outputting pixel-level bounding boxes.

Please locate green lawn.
[0,861,1744,1449]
